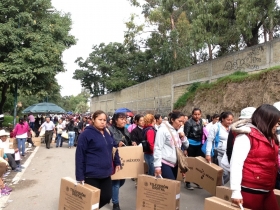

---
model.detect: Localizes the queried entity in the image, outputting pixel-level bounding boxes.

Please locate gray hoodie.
[154,122,189,168]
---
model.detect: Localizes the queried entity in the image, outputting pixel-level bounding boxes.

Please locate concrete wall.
[91,39,280,116]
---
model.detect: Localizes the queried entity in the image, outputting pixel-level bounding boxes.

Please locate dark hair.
[212,114,220,120]
[134,114,144,123]
[154,114,162,121]
[19,117,24,125]
[92,110,106,120]
[112,112,126,126]
[251,104,280,144]
[168,111,185,125]
[192,108,201,115]
[219,112,233,122]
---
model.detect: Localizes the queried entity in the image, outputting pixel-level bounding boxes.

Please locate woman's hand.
[232,198,243,207]
[178,132,185,138]
[132,142,137,146]
[154,168,162,177]
[205,155,211,163]
[115,165,121,173]
[118,141,125,147]
[183,150,188,156]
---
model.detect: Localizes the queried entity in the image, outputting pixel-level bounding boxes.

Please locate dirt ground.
[180,70,280,117]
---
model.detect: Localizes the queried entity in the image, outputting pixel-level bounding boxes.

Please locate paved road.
[2,143,211,210]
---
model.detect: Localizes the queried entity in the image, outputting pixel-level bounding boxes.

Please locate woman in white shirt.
[56,119,64,148]
[205,112,233,184]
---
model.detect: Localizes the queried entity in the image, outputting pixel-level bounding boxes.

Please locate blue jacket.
[75,125,120,181]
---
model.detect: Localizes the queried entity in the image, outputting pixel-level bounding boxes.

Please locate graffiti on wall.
[223,46,264,71]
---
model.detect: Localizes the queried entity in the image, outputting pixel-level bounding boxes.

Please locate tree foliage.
[0,0,76,113]
[75,0,280,96]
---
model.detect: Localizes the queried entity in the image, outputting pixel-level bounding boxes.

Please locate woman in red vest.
[230,104,280,210]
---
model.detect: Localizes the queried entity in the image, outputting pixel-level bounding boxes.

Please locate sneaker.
[112,203,121,210]
[185,183,194,190]
[12,168,22,172]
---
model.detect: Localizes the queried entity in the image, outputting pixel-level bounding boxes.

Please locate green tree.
[74,102,89,114]
[0,0,76,114]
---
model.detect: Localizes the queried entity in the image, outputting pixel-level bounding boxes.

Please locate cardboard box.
[111,146,144,180]
[32,137,41,146]
[274,189,280,208]
[193,156,223,195]
[136,174,180,210]
[205,197,251,210]
[177,157,195,182]
[216,186,232,202]
[58,177,100,210]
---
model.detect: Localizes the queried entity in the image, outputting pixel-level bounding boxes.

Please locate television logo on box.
[149,182,169,191]
[70,187,86,200]
[118,156,140,170]
[195,168,214,181]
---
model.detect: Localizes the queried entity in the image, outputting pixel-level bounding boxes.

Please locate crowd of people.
[0,103,278,209]
[75,103,280,210]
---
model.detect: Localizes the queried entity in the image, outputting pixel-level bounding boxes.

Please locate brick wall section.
[91,39,280,116]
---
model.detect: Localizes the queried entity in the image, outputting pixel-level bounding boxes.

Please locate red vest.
[241,128,278,190]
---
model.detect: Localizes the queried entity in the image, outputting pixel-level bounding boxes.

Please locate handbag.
[201,124,220,157]
[163,122,189,173]
[61,131,69,139]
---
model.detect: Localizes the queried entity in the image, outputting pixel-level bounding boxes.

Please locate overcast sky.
[51,0,143,96]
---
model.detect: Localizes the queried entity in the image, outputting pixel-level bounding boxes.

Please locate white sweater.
[206,122,230,155]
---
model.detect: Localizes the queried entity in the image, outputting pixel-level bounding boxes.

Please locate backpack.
[201,123,220,157]
[141,127,156,153]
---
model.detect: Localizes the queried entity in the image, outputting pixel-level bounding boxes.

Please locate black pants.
[187,144,204,157]
[85,177,112,208]
[6,153,19,170]
[45,131,53,148]
[27,138,34,146]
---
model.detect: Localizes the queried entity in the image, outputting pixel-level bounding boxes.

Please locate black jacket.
[130,126,143,145]
[108,125,131,146]
[184,118,203,142]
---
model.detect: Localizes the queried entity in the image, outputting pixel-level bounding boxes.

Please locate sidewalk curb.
[0,146,40,209]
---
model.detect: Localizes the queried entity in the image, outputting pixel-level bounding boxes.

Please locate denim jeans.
[144,153,154,176]
[112,179,125,204]
[68,131,75,147]
[17,138,26,156]
[56,134,62,147]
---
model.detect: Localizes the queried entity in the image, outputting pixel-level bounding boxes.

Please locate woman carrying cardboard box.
[230,104,280,210]
[154,111,189,180]
[76,110,121,209]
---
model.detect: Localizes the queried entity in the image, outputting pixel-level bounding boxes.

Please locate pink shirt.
[13,122,29,136]
[28,115,35,122]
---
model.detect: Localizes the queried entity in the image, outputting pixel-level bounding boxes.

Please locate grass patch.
[2,115,14,127]
[174,82,200,109]
[174,66,280,109]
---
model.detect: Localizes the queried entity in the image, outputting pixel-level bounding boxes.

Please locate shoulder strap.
[163,122,178,148]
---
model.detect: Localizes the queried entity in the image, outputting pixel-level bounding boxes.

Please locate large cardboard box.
[111,146,144,180]
[216,186,232,202]
[177,157,195,182]
[32,137,41,146]
[193,156,223,195]
[136,174,180,210]
[274,189,280,208]
[205,197,251,210]
[58,177,100,210]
